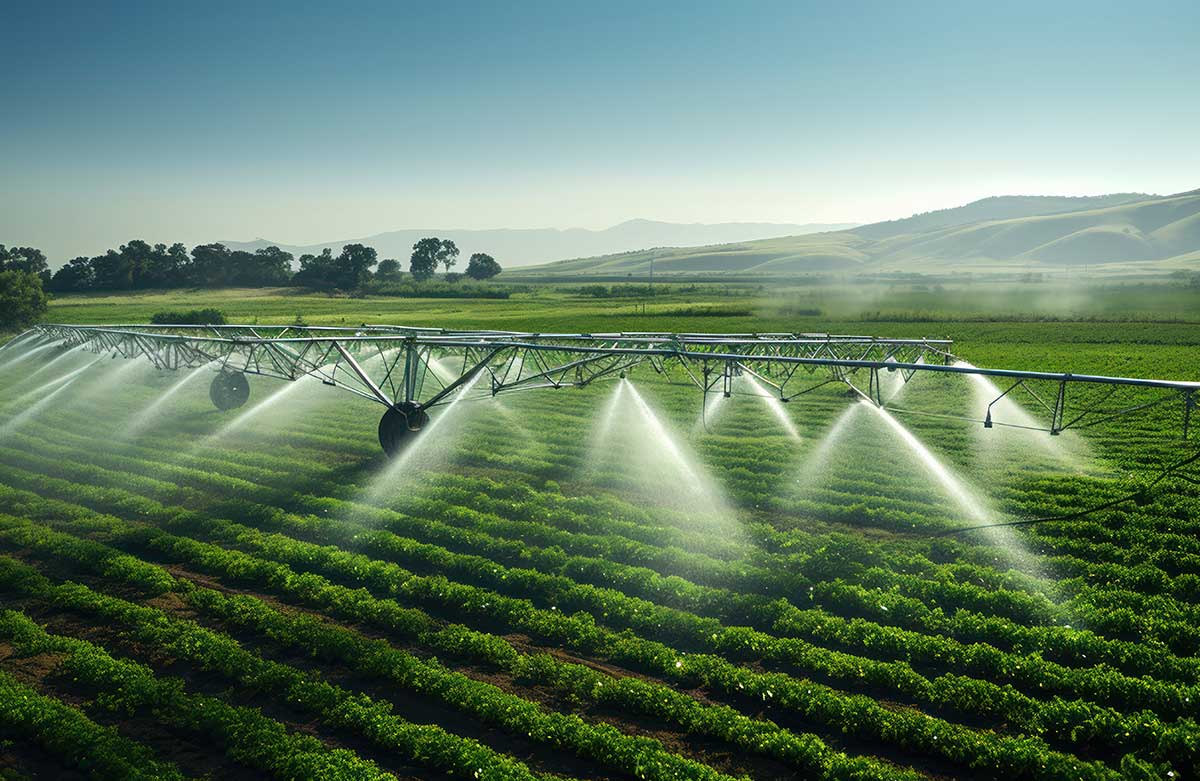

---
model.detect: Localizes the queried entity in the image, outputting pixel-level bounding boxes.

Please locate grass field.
[0,286,1198,780]
[37,278,1200,329]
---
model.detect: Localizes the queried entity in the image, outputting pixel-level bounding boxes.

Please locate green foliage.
[375,257,403,280]
[0,270,49,330]
[409,237,459,280]
[291,243,378,291]
[51,241,292,292]
[149,307,227,325]
[0,245,49,279]
[363,279,511,298]
[466,252,502,280]
[0,607,393,780]
[0,667,183,780]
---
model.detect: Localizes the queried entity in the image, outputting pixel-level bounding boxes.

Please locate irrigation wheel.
[378,400,430,456]
[210,371,250,411]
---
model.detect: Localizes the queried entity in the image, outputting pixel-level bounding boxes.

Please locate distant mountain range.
[512,190,1200,277]
[220,219,857,269]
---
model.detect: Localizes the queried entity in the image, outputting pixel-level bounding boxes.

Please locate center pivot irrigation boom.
[15,323,1200,455]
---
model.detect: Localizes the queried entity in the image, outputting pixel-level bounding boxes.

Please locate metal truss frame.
[18,323,1200,438]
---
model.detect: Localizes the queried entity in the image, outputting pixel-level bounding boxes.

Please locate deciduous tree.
[48,257,96,292]
[0,246,49,282]
[332,243,377,289]
[189,243,234,287]
[375,258,402,280]
[0,270,49,329]
[409,238,441,281]
[292,249,336,289]
[438,239,460,275]
[465,252,502,280]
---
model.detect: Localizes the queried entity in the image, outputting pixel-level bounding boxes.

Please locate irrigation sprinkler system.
[11,323,1200,456]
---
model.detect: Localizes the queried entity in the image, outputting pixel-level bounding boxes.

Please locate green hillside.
[514,190,1200,277]
[852,193,1153,239]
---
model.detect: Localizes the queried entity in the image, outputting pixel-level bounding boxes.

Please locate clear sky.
[3,0,1198,262]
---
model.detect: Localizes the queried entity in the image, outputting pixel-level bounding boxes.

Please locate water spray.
[794,403,862,486]
[592,379,626,448]
[363,370,488,505]
[0,371,90,439]
[122,363,217,439]
[694,389,725,434]
[860,400,992,525]
[0,340,57,375]
[200,375,315,447]
[938,447,1200,536]
[0,330,41,355]
[25,344,88,380]
[624,379,704,491]
[744,375,801,440]
[4,358,105,408]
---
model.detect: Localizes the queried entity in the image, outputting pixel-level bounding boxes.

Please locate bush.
[149,308,227,325]
[362,280,511,299]
[0,270,49,330]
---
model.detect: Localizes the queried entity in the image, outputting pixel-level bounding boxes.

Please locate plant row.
[0,668,184,780]
[0,608,396,780]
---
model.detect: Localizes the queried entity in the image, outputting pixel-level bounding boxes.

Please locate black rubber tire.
[210,371,250,411]
[378,401,430,456]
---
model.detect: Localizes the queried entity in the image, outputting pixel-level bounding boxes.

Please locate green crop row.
[8,428,1199,695]
[18,388,1190,643]
[0,609,396,780]
[2,490,1150,781]
[0,669,185,781]
[130,517,1169,779]
[1,446,1195,725]
[2,346,1196,781]
[0,523,754,781]
[0,555,558,781]
[38,409,1200,663]
[0,515,929,781]
[280,491,1200,707]
[0,491,1174,771]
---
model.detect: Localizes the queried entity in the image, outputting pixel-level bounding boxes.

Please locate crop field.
[0,293,1198,780]
[39,280,1200,330]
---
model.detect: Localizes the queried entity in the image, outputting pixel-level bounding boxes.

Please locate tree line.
[5,238,501,294]
[0,239,503,330]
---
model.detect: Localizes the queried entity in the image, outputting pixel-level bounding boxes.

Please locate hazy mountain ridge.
[851,193,1155,239]
[219,219,857,268]
[514,190,1200,277]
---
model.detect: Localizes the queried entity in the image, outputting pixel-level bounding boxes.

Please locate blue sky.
[2,0,1198,261]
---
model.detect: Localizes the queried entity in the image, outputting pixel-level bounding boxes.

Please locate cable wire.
[937,448,1200,535]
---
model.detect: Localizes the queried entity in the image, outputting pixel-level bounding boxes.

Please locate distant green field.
[39,278,1200,332]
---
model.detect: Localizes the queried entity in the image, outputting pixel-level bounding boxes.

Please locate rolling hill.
[512,191,1200,277]
[220,219,856,269]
